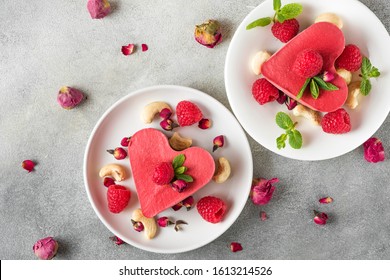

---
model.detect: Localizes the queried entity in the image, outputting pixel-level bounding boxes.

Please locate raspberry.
[152,162,174,185]
[196,196,227,223]
[176,101,203,126]
[271,19,300,43]
[335,44,362,72]
[252,78,279,105]
[107,185,131,214]
[292,49,323,78]
[321,108,351,134]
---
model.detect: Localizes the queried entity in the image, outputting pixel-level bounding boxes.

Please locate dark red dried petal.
[230,242,243,252]
[22,160,35,172]
[103,177,116,188]
[121,44,135,56]
[141,44,148,52]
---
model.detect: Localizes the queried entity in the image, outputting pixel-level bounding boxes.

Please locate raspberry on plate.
[176,100,203,126]
[271,18,300,43]
[335,44,362,72]
[107,185,131,214]
[196,196,227,223]
[152,162,174,185]
[321,108,351,134]
[252,78,279,105]
[292,49,323,78]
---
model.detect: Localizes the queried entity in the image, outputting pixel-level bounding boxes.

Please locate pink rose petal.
[141,44,148,52]
[319,197,333,204]
[260,211,268,221]
[363,137,385,163]
[250,178,279,205]
[313,211,328,225]
[121,44,135,56]
[22,160,35,173]
[109,236,124,245]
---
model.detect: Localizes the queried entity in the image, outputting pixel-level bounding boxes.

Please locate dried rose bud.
[319,197,334,204]
[174,220,188,232]
[160,119,179,131]
[159,108,172,119]
[120,136,131,147]
[182,196,194,210]
[87,0,111,19]
[277,91,287,104]
[323,71,335,82]
[107,147,127,160]
[103,177,115,188]
[121,44,135,56]
[230,242,243,253]
[141,44,149,52]
[33,237,58,260]
[57,86,84,110]
[363,137,385,163]
[286,97,297,110]
[171,179,188,193]
[194,19,222,48]
[212,135,224,152]
[313,210,328,225]
[22,160,35,173]
[157,216,174,227]
[109,236,124,245]
[172,202,183,211]
[198,118,211,129]
[250,178,279,205]
[131,219,144,232]
[260,211,268,221]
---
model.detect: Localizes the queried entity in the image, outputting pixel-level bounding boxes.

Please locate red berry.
[321,108,351,134]
[152,162,174,185]
[335,44,362,72]
[176,101,203,126]
[271,19,300,43]
[292,49,323,78]
[196,196,227,223]
[107,185,131,214]
[252,78,279,105]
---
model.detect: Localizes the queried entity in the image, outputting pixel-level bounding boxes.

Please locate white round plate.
[83,85,253,253]
[225,0,390,161]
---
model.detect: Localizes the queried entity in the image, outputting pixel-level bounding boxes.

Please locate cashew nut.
[346,81,361,109]
[141,102,172,124]
[315,13,343,29]
[251,51,271,75]
[169,132,192,151]
[99,164,127,181]
[337,68,352,85]
[213,157,231,183]
[132,208,157,239]
[292,104,322,126]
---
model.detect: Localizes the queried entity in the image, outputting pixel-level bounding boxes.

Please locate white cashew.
[141,102,171,124]
[292,104,322,126]
[346,81,361,109]
[337,68,352,85]
[251,51,271,75]
[315,13,343,29]
[132,208,157,239]
[99,164,127,181]
[213,157,231,183]
[169,132,192,151]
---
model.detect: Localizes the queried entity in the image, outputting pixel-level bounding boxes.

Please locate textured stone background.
[0,0,389,259]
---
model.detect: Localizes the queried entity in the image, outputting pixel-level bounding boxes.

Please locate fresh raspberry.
[152,162,174,185]
[292,49,323,78]
[335,44,362,72]
[196,196,227,223]
[176,101,203,126]
[271,18,300,43]
[107,185,131,214]
[252,78,279,105]
[321,108,351,134]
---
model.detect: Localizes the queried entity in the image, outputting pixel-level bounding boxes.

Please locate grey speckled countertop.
[1,0,389,260]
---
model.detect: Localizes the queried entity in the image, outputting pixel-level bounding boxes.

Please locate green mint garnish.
[246,17,272,30]
[172,154,185,169]
[275,112,302,149]
[360,57,380,96]
[171,154,194,183]
[296,78,310,99]
[296,75,339,100]
[310,79,319,99]
[176,174,194,183]
[175,166,187,175]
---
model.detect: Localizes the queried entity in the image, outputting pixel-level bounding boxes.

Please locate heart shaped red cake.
[128,128,215,218]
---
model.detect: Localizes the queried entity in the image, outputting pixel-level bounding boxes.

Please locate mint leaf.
[246,17,272,30]
[369,67,380,78]
[276,13,286,23]
[310,79,319,99]
[361,57,372,77]
[287,129,303,149]
[278,3,303,20]
[296,78,311,99]
[176,174,193,183]
[276,112,294,130]
[277,133,287,149]
[175,166,187,175]
[360,78,372,96]
[172,154,185,169]
[273,0,281,11]
[313,76,339,91]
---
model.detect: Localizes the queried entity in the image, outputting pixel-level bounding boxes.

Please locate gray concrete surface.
[1,0,389,260]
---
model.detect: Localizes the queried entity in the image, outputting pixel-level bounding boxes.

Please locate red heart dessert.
[128,128,215,218]
[261,22,348,112]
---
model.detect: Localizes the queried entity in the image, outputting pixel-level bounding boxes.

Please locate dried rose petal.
[363,137,385,163]
[285,97,297,110]
[212,135,224,152]
[174,220,188,232]
[198,118,211,129]
[131,219,144,232]
[172,202,183,211]
[103,177,115,188]
[157,216,174,227]
[194,20,222,48]
[250,178,279,205]
[323,71,335,82]
[33,237,58,260]
[319,197,333,204]
[107,147,127,160]
[120,137,131,147]
[230,242,243,252]
[182,196,194,210]
[109,236,124,245]
[57,86,84,109]
[159,108,172,119]
[87,0,111,19]
[121,44,135,56]
[22,160,35,173]
[313,210,328,225]
[141,44,148,52]
[277,91,287,104]
[260,211,268,221]
[160,119,179,131]
[171,179,188,193]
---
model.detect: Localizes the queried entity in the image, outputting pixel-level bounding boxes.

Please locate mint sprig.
[360,57,380,96]
[275,112,302,149]
[296,75,339,100]
[172,154,193,183]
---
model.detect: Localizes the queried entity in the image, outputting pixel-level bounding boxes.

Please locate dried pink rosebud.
[141,44,149,52]
[286,97,297,110]
[121,44,135,56]
[106,147,127,160]
[87,0,111,19]
[250,178,279,205]
[182,196,194,210]
[22,160,35,173]
[322,71,335,82]
[57,86,84,109]
[213,135,224,152]
[198,118,211,129]
[160,118,179,131]
[277,91,287,104]
[313,210,328,225]
[33,237,58,260]
[260,211,268,221]
[174,220,188,232]
[172,202,183,211]
[103,177,115,188]
[120,136,131,147]
[109,236,124,245]
[131,219,144,232]
[363,137,385,163]
[230,242,243,253]
[171,179,188,193]
[194,19,222,48]
[159,108,172,119]
[319,197,334,204]
[157,216,174,227]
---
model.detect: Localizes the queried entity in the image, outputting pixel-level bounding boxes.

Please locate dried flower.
[212,135,224,152]
[57,86,84,109]
[159,108,172,119]
[109,236,124,245]
[313,210,328,225]
[160,118,178,131]
[103,177,115,188]
[131,219,144,232]
[182,196,194,210]
[194,20,222,48]
[87,0,111,19]
[120,136,131,147]
[260,211,268,221]
[323,71,335,82]
[106,147,127,160]
[174,220,188,232]
[33,237,58,260]
[22,160,35,173]
[250,178,279,205]
[363,137,385,163]
[230,242,243,252]
[319,197,333,204]
[171,179,188,193]
[157,216,174,227]
[277,92,287,104]
[141,44,148,52]
[121,44,135,56]
[286,97,297,110]
[172,202,183,211]
[198,118,211,129]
